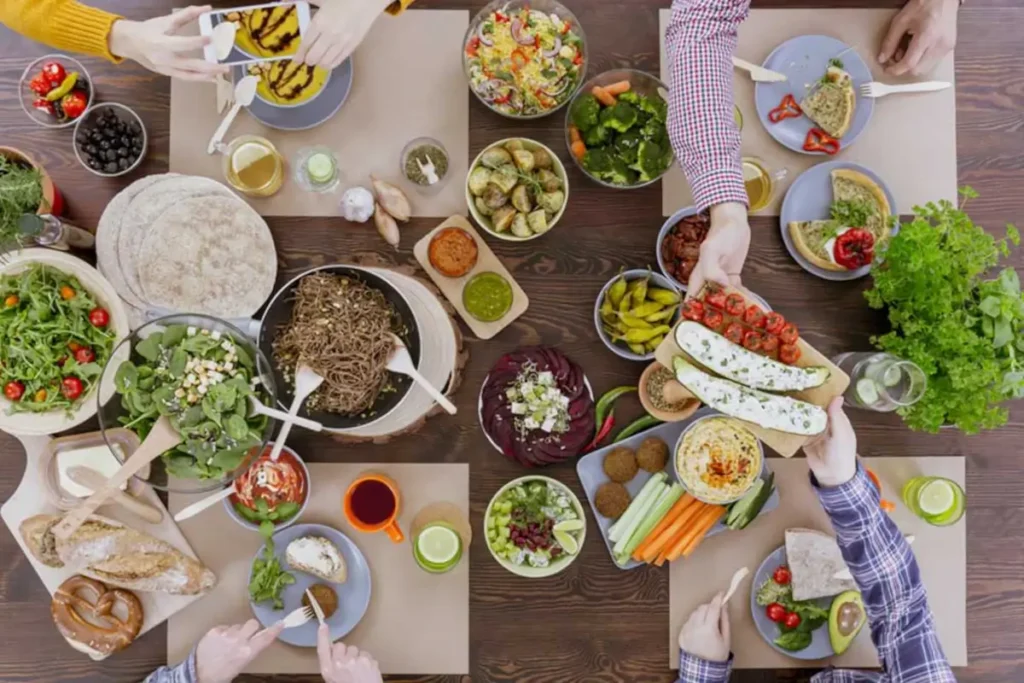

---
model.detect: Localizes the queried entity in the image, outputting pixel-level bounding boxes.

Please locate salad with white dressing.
[465,2,585,117]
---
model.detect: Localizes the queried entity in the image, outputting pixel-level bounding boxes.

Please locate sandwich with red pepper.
[800,63,855,139]
[788,169,892,272]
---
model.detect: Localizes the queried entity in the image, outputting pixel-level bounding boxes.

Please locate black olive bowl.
[73,102,147,178]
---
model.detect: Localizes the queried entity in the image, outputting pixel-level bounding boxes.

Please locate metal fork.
[276,605,314,630]
[859,81,951,99]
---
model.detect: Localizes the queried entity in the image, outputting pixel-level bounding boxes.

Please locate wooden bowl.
[638,361,700,422]
[0,146,58,216]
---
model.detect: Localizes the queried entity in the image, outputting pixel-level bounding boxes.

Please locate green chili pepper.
[607,274,628,308]
[613,414,663,442]
[594,385,636,430]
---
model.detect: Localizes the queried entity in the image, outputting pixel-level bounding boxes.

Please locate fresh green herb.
[828,57,845,69]
[757,575,830,652]
[0,264,114,414]
[830,199,874,228]
[0,153,45,250]
[865,187,1023,432]
[248,536,295,610]
[114,324,269,479]
[234,498,301,527]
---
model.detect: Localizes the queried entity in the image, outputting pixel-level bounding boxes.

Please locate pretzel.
[51,575,143,656]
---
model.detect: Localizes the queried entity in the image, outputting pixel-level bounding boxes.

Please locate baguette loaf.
[19,514,216,595]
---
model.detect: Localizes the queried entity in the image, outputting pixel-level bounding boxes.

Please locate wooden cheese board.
[654,285,849,457]
[413,216,528,340]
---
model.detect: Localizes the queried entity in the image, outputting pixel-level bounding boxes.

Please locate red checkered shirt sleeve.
[665,0,750,211]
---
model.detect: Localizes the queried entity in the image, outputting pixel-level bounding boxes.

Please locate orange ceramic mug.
[344,473,404,543]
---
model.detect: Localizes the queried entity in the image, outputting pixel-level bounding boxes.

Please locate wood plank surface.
[2,1,1024,682]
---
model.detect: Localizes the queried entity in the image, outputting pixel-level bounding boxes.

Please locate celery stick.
[608,473,666,543]
[618,483,684,562]
[613,480,667,555]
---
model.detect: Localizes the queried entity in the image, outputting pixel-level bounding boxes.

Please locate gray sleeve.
[143,649,198,683]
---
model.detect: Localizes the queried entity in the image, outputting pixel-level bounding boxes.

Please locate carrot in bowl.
[592,85,617,107]
[602,80,632,96]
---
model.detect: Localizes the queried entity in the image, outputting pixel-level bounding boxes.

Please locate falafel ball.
[636,437,669,472]
[594,482,632,519]
[603,446,639,483]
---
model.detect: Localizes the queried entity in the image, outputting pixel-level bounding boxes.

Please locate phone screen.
[204,2,309,66]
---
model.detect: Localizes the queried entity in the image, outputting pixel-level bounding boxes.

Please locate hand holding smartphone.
[199,1,311,66]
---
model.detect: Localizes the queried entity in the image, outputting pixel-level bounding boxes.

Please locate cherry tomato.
[766,603,787,623]
[61,90,88,120]
[761,335,780,355]
[742,304,765,328]
[29,73,52,95]
[724,322,745,345]
[780,343,801,365]
[32,97,55,116]
[764,312,786,336]
[682,299,705,322]
[34,388,48,402]
[725,293,746,317]
[742,330,763,351]
[88,307,110,327]
[704,289,728,310]
[702,308,725,331]
[61,376,83,400]
[73,347,95,364]
[42,62,67,86]
[4,381,25,401]
[4,295,18,307]
[60,285,75,300]
[779,322,799,345]
[67,340,82,352]
[784,612,802,629]
[773,565,792,585]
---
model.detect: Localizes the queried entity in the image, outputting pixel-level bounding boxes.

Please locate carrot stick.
[570,140,587,161]
[667,506,725,562]
[640,500,708,563]
[592,85,616,106]
[569,124,583,144]
[632,495,696,561]
[603,80,632,96]
[681,508,727,558]
[654,553,667,567]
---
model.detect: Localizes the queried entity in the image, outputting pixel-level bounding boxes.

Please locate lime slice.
[918,479,956,517]
[306,152,336,183]
[553,529,579,555]
[882,364,902,387]
[553,519,584,533]
[855,378,879,406]
[417,524,461,565]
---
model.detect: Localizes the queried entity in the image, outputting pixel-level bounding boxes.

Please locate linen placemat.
[668,456,966,668]
[168,462,469,675]
[170,10,469,218]
[659,9,957,216]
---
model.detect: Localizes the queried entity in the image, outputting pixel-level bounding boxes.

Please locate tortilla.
[137,196,276,318]
[785,528,857,601]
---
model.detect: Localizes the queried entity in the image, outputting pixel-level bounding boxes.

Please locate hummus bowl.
[673,415,764,505]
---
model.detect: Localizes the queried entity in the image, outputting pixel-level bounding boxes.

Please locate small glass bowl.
[19,54,95,129]
[73,102,147,178]
[400,136,451,195]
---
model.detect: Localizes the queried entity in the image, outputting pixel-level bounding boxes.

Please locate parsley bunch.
[865,188,1023,433]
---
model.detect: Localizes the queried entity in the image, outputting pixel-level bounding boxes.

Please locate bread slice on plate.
[830,169,892,243]
[286,536,348,583]
[789,220,847,271]
[800,66,855,138]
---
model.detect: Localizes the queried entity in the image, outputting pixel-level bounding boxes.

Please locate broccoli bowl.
[565,69,675,189]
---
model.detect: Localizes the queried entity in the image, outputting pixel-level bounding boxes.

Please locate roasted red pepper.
[768,94,802,123]
[803,127,840,155]
[494,10,509,22]
[465,36,480,57]
[833,228,875,269]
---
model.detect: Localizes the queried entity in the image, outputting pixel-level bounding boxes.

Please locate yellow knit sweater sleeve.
[385,0,416,17]
[0,0,122,62]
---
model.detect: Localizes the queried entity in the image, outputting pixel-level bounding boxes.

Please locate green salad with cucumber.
[0,263,115,414]
[114,323,269,480]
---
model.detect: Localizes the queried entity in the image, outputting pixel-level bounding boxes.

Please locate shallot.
[370,175,411,222]
[374,202,400,248]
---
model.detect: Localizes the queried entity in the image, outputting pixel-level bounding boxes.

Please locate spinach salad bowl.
[97,313,278,494]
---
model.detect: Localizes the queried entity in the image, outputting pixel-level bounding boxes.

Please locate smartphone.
[199,1,311,66]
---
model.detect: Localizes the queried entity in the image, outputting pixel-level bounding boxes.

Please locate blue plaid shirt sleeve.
[143,649,197,683]
[677,651,733,683]
[810,465,957,683]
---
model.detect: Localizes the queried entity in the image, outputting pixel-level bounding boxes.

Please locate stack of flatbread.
[96,173,278,328]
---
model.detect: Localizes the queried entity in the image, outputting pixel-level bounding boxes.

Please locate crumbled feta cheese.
[187,326,196,336]
[510,402,527,415]
[174,388,185,399]
[197,385,208,395]
[524,416,539,430]
[185,374,196,386]
[541,418,555,433]
[537,371,554,385]
[223,362,234,371]
[220,341,234,352]
[211,330,222,340]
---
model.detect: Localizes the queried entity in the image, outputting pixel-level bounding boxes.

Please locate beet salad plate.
[478,346,595,467]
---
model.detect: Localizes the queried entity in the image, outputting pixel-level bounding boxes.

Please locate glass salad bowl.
[97,313,278,494]
[564,68,675,189]
[463,0,588,120]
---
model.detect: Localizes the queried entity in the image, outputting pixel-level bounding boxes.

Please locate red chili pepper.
[833,228,876,269]
[572,52,583,66]
[767,94,802,123]
[494,10,509,22]
[493,92,512,105]
[465,36,480,57]
[803,127,840,155]
[560,20,571,35]
[585,413,616,453]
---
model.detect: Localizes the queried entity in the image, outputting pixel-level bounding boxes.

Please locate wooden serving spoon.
[52,417,181,541]
[66,466,163,525]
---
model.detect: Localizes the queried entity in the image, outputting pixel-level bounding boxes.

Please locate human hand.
[678,592,731,663]
[804,397,858,487]
[317,624,383,683]
[108,5,228,82]
[194,619,283,683]
[295,0,392,69]
[879,0,959,77]
[686,202,750,296]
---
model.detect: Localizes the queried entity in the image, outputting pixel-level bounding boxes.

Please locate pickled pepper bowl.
[594,269,680,362]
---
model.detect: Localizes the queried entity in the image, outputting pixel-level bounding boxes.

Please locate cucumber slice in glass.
[855,378,880,406]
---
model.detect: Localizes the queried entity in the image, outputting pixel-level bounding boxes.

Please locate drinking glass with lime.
[413,521,464,574]
[902,476,965,526]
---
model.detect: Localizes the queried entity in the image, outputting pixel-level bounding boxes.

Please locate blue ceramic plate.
[750,545,834,661]
[780,161,897,281]
[755,35,873,155]
[233,58,353,131]
[249,523,372,647]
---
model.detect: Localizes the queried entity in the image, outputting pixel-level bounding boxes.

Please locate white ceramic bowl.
[671,414,766,506]
[73,102,147,178]
[594,269,681,362]
[223,443,311,532]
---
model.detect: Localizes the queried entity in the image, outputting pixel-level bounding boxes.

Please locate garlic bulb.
[339,186,375,223]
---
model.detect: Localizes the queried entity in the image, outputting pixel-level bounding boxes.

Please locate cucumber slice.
[306,152,336,183]
[882,364,902,387]
[855,378,880,406]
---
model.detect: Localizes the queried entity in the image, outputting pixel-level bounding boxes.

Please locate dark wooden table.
[2,1,1023,681]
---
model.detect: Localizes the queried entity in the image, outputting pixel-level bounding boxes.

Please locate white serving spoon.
[388,333,456,415]
[207,75,258,155]
[248,395,324,432]
[723,566,750,604]
[268,365,324,462]
[173,485,237,522]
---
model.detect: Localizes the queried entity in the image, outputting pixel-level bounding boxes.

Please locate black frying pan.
[257,264,421,431]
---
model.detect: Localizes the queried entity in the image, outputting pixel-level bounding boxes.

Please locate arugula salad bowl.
[97,313,278,494]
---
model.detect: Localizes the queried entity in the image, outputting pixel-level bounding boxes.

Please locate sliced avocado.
[829,590,866,655]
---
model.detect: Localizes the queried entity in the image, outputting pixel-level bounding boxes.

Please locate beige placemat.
[170,10,469,218]
[659,9,957,216]
[168,463,469,675]
[669,456,966,669]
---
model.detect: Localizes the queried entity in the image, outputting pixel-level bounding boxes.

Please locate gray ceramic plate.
[755,35,873,155]
[233,58,353,131]
[780,160,898,281]
[575,409,780,570]
[249,523,372,647]
[750,544,834,660]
